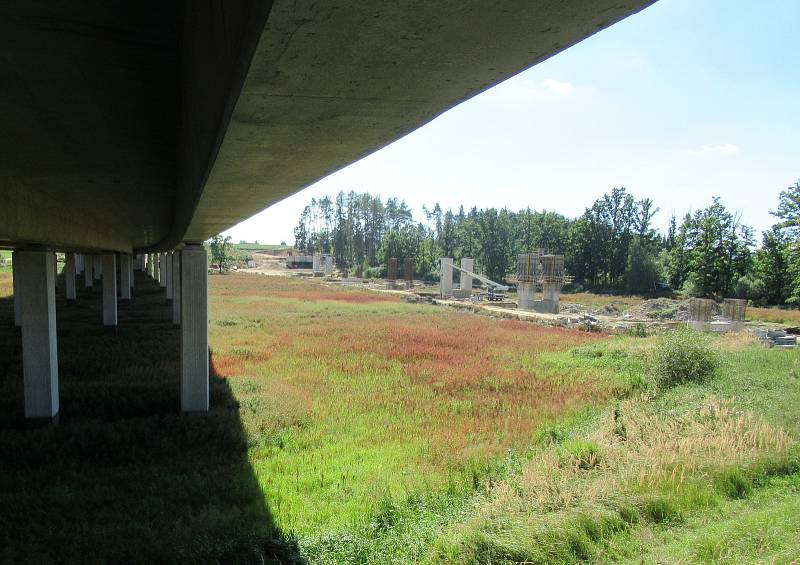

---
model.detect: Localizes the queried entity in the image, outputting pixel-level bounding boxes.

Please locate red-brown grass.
[208,274,617,480]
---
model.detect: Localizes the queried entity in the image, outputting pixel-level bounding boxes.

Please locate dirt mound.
[624,298,689,321]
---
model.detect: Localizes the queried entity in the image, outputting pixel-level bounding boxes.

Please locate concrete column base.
[517,281,535,310]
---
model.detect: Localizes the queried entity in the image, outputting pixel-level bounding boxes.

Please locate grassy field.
[747,306,800,325]
[561,291,646,310]
[235,243,294,253]
[1,271,798,563]
[208,275,619,534]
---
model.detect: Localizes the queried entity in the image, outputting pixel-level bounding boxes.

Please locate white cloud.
[688,143,740,155]
[540,78,575,96]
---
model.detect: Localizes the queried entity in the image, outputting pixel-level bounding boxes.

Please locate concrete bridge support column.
[93,255,102,282]
[85,255,93,288]
[120,255,132,302]
[65,253,77,301]
[460,258,474,297]
[102,254,117,327]
[12,251,22,327]
[181,244,208,412]
[517,282,535,310]
[159,253,166,288]
[129,255,135,293]
[440,258,453,298]
[165,252,173,302]
[17,250,59,420]
[172,252,181,325]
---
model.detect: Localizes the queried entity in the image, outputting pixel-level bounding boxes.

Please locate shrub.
[652,328,719,388]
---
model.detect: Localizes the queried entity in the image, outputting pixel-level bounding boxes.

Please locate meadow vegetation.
[0,271,798,563]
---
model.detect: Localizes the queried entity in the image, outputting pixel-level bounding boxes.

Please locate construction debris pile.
[753,328,798,349]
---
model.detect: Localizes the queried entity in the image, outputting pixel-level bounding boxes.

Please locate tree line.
[294,181,800,305]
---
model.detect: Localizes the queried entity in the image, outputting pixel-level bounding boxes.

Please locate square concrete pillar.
[460,257,474,296]
[102,254,117,326]
[517,281,535,310]
[76,253,84,274]
[120,254,132,301]
[65,253,77,301]
[85,255,94,288]
[159,253,166,287]
[12,251,22,327]
[181,244,208,412]
[165,252,173,301]
[93,255,102,281]
[440,257,453,298]
[172,252,181,325]
[129,256,135,290]
[17,250,59,419]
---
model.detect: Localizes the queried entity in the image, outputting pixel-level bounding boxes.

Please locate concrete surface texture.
[17,250,59,419]
[0,1,653,253]
[180,245,209,412]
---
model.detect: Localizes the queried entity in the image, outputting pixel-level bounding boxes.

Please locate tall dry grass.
[747,306,800,325]
[433,395,794,563]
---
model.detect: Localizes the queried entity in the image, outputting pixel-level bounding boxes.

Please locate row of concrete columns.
[10,245,207,420]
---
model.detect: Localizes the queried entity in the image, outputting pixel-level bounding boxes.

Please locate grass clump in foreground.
[652,327,719,388]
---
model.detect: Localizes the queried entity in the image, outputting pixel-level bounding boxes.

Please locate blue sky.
[224,0,800,245]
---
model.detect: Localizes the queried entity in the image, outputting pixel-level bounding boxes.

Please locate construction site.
[240,250,798,345]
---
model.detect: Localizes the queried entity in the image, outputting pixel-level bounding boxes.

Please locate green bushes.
[652,328,719,388]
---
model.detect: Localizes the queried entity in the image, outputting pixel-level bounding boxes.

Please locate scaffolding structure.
[689,297,746,332]
[516,251,571,313]
[688,298,714,323]
[722,298,746,322]
[404,257,413,287]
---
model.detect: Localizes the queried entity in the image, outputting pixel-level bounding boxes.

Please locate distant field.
[748,306,800,325]
[561,291,646,310]
[0,251,11,273]
[0,271,11,296]
[234,243,293,253]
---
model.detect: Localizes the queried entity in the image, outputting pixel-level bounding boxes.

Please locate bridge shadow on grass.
[0,270,304,564]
